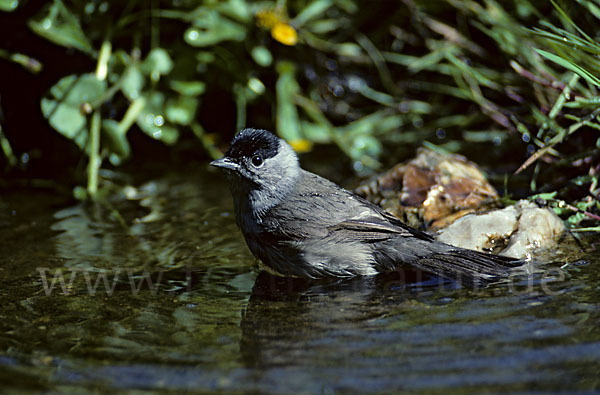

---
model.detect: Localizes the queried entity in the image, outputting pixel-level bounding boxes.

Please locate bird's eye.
[251,155,263,167]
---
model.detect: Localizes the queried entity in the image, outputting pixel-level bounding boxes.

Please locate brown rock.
[355,147,498,230]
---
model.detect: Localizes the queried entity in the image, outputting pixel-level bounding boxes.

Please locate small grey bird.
[211,128,523,287]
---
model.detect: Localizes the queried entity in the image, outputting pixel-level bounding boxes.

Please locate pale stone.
[436,205,518,252]
[435,200,566,259]
[501,201,566,259]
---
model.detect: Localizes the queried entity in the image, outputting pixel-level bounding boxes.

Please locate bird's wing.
[329,215,433,242]
[331,193,435,242]
[263,169,433,243]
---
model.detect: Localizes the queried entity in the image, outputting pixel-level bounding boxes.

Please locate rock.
[436,200,566,259]
[501,201,567,259]
[435,205,518,253]
[355,147,498,230]
[355,147,566,260]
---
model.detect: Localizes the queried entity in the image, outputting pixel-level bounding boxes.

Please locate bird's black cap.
[226,128,280,161]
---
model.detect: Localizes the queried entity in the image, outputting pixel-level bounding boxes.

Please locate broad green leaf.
[41,73,106,150]
[102,119,130,161]
[154,125,179,145]
[28,0,92,54]
[51,73,106,106]
[141,48,174,77]
[41,98,87,149]
[136,92,179,145]
[184,9,246,47]
[169,80,206,96]
[251,46,273,67]
[166,96,198,125]
[121,66,144,100]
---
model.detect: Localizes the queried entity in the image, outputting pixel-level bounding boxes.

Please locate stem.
[564,202,600,222]
[515,83,599,175]
[119,96,146,133]
[571,227,600,232]
[548,73,578,120]
[0,49,42,74]
[0,128,16,167]
[96,40,112,81]
[151,0,159,49]
[87,111,101,198]
[234,84,246,131]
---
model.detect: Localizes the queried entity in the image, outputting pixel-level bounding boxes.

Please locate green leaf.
[0,0,19,12]
[8,53,43,74]
[335,42,362,57]
[575,0,600,20]
[306,19,341,34]
[251,46,273,67]
[353,82,396,106]
[41,98,87,149]
[339,111,398,136]
[536,48,600,87]
[247,77,265,95]
[136,92,179,145]
[533,24,600,55]
[141,48,174,77]
[184,9,246,47]
[121,66,145,100]
[216,0,251,23]
[102,119,130,160]
[28,0,93,54]
[155,125,179,145]
[41,73,106,150]
[349,134,381,159]
[300,121,331,143]
[529,192,558,201]
[166,96,198,125]
[292,0,333,27]
[169,80,206,96]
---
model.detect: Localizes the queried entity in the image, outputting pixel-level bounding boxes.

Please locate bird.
[210,128,524,287]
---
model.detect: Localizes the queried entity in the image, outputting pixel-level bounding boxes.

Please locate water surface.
[1,167,599,393]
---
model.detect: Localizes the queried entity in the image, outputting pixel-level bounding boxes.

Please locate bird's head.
[210,128,301,215]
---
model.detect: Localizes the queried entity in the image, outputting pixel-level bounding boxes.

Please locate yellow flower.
[271,22,298,46]
[288,139,312,153]
[255,8,298,46]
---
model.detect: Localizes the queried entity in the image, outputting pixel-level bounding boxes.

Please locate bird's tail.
[413,247,525,288]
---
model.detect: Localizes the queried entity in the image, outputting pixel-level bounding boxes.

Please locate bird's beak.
[210,157,240,171]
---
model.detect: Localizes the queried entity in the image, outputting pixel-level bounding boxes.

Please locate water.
[1,167,599,393]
